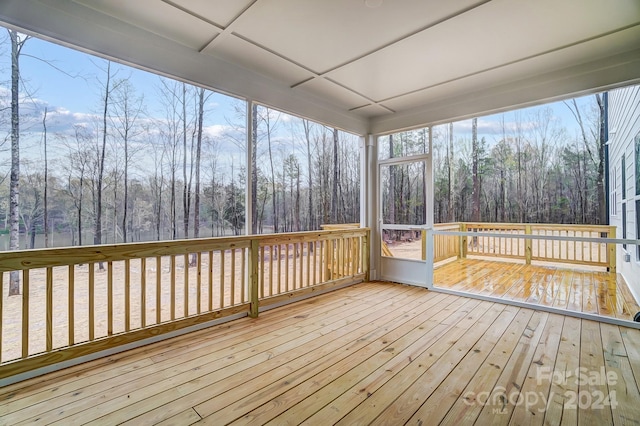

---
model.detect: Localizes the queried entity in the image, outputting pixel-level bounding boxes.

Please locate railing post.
[324,238,332,280]
[525,225,532,265]
[249,239,259,318]
[425,228,435,289]
[608,226,616,274]
[460,223,467,259]
[364,230,370,281]
[421,230,426,261]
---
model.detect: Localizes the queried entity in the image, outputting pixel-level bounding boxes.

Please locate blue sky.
[5,34,236,122]
[0,32,249,175]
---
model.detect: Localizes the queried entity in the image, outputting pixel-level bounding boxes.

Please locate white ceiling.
[0,0,639,134]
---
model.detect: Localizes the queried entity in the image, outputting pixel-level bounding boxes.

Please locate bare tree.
[112,79,144,242]
[331,128,339,223]
[94,61,121,268]
[158,79,183,240]
[251,103,258,234]
[182,83,193,239]
[565,98,602,223]
[262,107,280,233]
[190,87,209,265]
[62,126,92,247]
[148,130,166,241]
[595,94,606,224]
[8,29,29,295]
[471,117,480,222]
[42,107,49,248]
[448,122,455,222]
[303,120,315,230]
[19,166,43,250]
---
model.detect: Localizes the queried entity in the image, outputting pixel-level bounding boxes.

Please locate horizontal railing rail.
[431,222,615,271]
[0,228,369,380]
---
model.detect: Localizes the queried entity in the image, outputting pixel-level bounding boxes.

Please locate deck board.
[1,282,639,425]
[434,259,640,321]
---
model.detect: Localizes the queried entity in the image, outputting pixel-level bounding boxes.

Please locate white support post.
[425,228,435,290]
[245,100,254,236]
[426,127,434,229]
[359,135,367,229]
[425,127,435,289]
[366,134,379,280]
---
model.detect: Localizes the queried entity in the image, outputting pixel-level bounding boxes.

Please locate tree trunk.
[295,165,301,232]
[595,93,606,225]
[112,171,118,243]
[304,120,314,231]
[182,83,190,239]
[471,118,480,222]
[251,103,258,234]
[190,88,204,265]
[78,174,83,246]
[8,30,24,295]
[95,61,111,270]
[266,110,278,233]
[499,169,505,222]
[155,166,163,241]
[331,128,339,223]
[122,121,129,243]
[281,162,287,231]
[171,169,176,240]
[448,122,455,222]
[43,107,49,248]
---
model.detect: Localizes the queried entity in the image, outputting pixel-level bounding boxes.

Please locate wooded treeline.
[379,98,606,227]
[432,100,606,225]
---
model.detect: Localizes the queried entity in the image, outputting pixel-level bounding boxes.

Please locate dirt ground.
[385,239,423,260]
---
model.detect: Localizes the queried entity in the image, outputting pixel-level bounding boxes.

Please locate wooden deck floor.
[434,258,640,321]
[1,281,640,425]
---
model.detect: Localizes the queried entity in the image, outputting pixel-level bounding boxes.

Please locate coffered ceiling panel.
[74,0,219,49]
[204,35,313,87]
[328,0,640,103]
[230,0,486,73]
[381,25,640,113]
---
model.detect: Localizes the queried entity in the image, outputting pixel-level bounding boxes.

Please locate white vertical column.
[426,127,434,228]
[359,135,367,228]
[425,127,435,289]
[245,100,253,236]
[366,134,379,280]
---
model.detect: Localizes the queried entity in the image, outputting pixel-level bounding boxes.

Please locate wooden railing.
[0,228,369,380]
[431,223,461,262]
[432,222,615,271]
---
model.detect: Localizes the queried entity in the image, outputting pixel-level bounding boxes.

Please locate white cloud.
[204,124,231,139]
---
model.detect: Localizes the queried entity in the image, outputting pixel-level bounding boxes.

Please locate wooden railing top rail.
[433,223,461,230]
[320,223,361,230]
[429,222,615,272]
[460,222,612,232]
[0,228,370,272]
